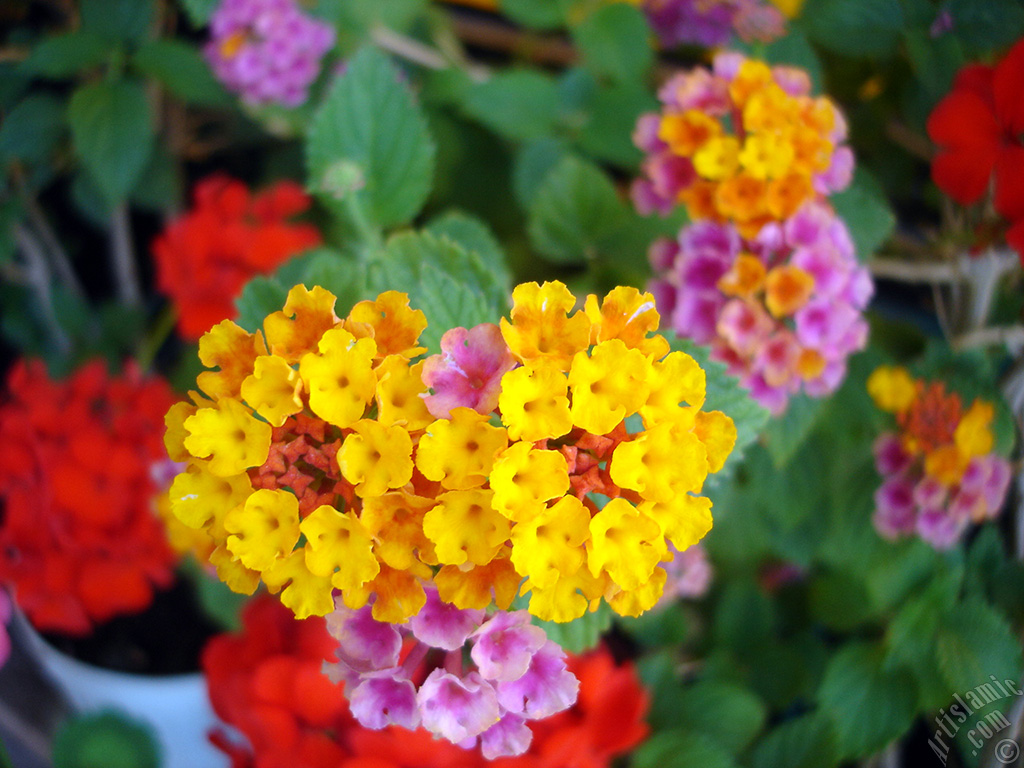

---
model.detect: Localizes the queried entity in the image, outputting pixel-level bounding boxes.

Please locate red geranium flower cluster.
[927,38,1024,261]
[0,360,180,635]
[203,595,650,768]
[154,175,321,340]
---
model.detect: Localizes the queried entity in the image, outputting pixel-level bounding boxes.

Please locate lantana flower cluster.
[649,202,873,413]
[0,360,180,635]
[629,0,786,49]
[927,37,1024,262]
[166,280,735,628]
[205,0,335,108]
[204,594,649,768]
[632,53,853,233]
[324,587,578,757]
[867,366,1012,550]
[153,175,321,340]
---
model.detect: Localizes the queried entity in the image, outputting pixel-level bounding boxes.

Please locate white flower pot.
[14,611,228,768]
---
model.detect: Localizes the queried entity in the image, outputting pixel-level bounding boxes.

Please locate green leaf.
[499,0,566,29]
[904,29,965,105]
[68,79,154,205]
[526,155,627,264]
[335,0,428,38]
[617,603,689,649]
[424,210,510,294]
[307,47,435,229]
[750,713,840,768]
[752,26,824,93]
[462,70,561,142]
[831,167,896,260]
[810,571,876,631]
[235,276,289,333]
[803,0,906,57]
[668,337,770,477]
[817,642,918,759]
[762,394,826,468]
[572,3,653,84]
[675,680,767,754]
[949,0,1024,52]
[576,82,654,168]
[632,731,740,768]
[80,0,155,43]
[21,32,109,79]
[179,0,219,26]
[0,94,65,164]
[129,145,182,212]
[936,597,1022,696]
[133,39,230,106]
[512,138,572,207]
[52,711,159,768]
[533,603,612,654]
[369,231,508,352]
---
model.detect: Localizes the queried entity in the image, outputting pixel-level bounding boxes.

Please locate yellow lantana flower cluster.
[634,53,851,237]
[165,281,736,625]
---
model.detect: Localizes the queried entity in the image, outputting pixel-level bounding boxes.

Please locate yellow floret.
[224,488,301,572]
[490,442,570,522]
[498,365,573,443]
[422,488,510,566]
[867,366,917,414]
[300,505,380,590]
[416,407,508,490]
[240,354,303,427]
[510,495,591,589]
[568,339,652,436]
[183,398,272,477]
[337,420,414,498]
[500,281,592,371]
[263,284,339,364]
[299,327,377,428]
[587,498,665,591]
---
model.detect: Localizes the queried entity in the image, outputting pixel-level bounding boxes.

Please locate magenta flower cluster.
[205,0,335,108]
[639,0,786,49]
[873,435,1012,550]
[659,543,713,604]
[323,587,579,759]
[422,323,517,419]
[649,202,873,413]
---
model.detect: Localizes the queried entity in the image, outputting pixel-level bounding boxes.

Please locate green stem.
[0,735,13,768]
[136,304,178,373]
[343,193,383,260]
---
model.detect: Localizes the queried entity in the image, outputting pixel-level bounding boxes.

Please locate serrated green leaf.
[532,603,612,654]
[572,3,653,84]
[179,0,218,26]
[949,0,1024,52]
[810,571,876,631]
[803,0,906,57]
[133,39,230,106]
[369,231,507,352]
[424,210,511,298]
[762,393,826,468]
[21,32,109,79]
[80,0,155,42]
[0,94,65,165]
[462,70,561,142]
[750,712,840,768]
[936,597,1022,696]
[713,581,777,651]
[904,29,965,105]
[335,0,428,38]
[668,336,770,477]
[616,602,689,649]
[817,642,918,759]
[632,731,740,768]
[52,711,159,768]
[70,170,115,227]
[831,168,896,261]
[307,47,435,229]
[526,155,627,264]
[68,79,154,205]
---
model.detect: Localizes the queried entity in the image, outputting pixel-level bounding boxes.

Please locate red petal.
[994,38,1024,135]
[953,63,994,102]
[927,90,1000,147]
[932,144,999,205]
[1007,218,1024,265]
[994,144,1024,219]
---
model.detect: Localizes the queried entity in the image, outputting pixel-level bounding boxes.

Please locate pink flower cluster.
[640,0,786,49]
[205,0,335,107]
[323,587,579,759]
[422,323,517,419]
[649,202,872,413]
[873,435,1011,550]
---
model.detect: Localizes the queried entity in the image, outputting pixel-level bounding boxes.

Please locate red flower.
[928,39,1024,254]
[0,360,179,635]
[154,175,321,340]
[204,597,651,768]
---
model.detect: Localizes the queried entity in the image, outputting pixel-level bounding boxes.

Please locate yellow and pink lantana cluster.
[165,281,736,625]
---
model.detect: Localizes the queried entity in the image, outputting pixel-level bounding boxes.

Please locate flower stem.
[136,304,179,373]
[110,204,142,307]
